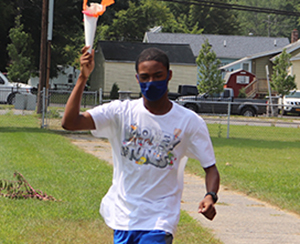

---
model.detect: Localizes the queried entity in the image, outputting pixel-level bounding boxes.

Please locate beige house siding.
[105,62,138,93]
[254,56,273,79]
[291,60,300,89]
[167,64,197,92]
[103,62,197,93]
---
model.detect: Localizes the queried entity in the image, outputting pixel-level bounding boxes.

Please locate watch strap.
[205,192,218,203]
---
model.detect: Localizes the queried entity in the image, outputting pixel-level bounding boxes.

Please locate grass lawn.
[187,123,300,215]
[0,114,221,244]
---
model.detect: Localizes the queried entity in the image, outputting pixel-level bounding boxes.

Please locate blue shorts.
[114,230,173,244]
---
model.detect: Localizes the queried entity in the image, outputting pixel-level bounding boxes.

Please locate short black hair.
[135,47,170,72]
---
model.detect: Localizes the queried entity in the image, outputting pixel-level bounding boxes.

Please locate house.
[90,41,197,93]
[143,32,289,69]
[220,30,300,96]
[219,49,283,97]
[223,69,256,98]
[290,53,300,89]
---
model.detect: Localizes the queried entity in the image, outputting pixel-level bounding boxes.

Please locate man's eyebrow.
[139,71,164,76]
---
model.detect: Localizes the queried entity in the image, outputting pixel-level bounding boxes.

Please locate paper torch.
[82,0,114,53]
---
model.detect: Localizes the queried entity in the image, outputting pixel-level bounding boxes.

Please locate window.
[68,74,73,83]
[223,89,230,98]
[242,63,249,71]
[236,76,250,84]
[286,91,300,98]
[0,77,4,85]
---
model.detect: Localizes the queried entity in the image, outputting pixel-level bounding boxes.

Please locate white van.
[0,72,33,104]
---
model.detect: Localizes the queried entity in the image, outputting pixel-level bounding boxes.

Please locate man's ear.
[167,70,173,86]
[168,70,173,81]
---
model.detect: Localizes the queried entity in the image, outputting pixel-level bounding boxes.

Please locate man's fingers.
[198,202,204,213]
[81,46,90,54]
[201,205,216,220]
[198,200,217,221]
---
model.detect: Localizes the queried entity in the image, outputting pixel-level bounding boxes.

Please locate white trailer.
[28,65,80,90]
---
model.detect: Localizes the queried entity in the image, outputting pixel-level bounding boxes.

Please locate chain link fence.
[42,90,300,139]
[0,89,299,140]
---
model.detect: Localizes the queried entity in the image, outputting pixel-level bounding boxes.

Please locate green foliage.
[271,48,296,96]
[0,1,15,71]
[47,108,61,119]
[6,15,33,83]
[47,0,84,78]
[238,87,247,98]
[97,0,176,41]
[110,83,120,99]
[165,0,240,34]
[187,0,240,35]
[196,39,224,95]
[231,0,299,37]
[2,0,298,84]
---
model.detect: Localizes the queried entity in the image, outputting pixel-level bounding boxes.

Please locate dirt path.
[65,134,300,244]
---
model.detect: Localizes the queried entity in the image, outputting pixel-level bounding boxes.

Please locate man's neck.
[143,97,173,115]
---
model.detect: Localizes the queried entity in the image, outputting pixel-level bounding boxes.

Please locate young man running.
[62,46,220,244]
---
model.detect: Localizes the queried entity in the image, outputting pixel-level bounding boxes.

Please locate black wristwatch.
[205,192,218,203]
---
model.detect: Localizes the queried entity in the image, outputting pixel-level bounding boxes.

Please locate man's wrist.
[79,73,89,81]
[205,192,218,203]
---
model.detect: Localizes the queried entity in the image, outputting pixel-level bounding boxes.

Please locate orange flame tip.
[83,0,114,17]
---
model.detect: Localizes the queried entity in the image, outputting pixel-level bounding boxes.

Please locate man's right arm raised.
[62,46,96,131]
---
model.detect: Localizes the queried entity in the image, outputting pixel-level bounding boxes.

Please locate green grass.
[186,123,300,215]
[0,114,222,244]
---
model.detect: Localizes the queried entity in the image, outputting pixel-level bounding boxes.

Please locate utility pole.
[46,0,54,107]
[37,0,49,114]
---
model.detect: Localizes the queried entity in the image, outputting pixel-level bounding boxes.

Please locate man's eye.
[140,76,148,81]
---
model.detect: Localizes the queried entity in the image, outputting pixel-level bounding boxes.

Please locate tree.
[238,88,247,98]
[271,48,296,115]
[271,48,296,96]
[97,0,176,41]
[165,0,240,35]
[0,1,20,72]
[188,0,240,35]
[231,0,300,37]
[1,0,241,78]
[6,15,33,83]
[196,39,224,95]
[110,82,120,99]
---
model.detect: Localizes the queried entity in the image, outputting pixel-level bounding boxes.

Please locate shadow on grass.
[0,126,50,133]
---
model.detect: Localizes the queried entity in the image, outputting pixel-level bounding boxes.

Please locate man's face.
[136,60,171,83]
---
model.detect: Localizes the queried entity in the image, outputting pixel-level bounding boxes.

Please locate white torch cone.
[84,14,98,53]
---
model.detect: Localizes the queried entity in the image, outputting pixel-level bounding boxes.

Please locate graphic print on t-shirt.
[121,124,181,169]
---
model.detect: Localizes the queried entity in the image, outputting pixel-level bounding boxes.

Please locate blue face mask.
[138,72,169,101]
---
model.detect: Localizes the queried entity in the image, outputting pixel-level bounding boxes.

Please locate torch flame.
[83,0,114,17]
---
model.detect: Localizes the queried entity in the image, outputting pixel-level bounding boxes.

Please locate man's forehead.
[137,60,167,73]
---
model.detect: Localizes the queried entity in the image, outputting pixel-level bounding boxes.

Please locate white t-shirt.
[87,98,216,234]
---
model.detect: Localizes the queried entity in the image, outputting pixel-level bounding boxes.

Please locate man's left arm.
[198,165,220,220]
